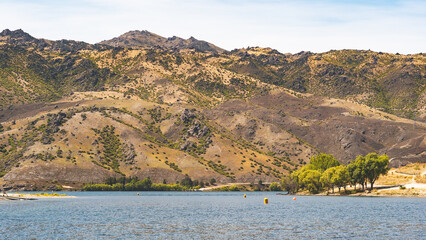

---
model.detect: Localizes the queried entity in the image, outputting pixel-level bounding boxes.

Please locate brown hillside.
[0,30,424,190]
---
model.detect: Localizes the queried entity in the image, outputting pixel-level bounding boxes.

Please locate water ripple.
[0,192,425,239]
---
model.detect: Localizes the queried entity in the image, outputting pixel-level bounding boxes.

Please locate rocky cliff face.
[0,29,424,189]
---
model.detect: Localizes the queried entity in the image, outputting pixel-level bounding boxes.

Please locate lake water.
[1,192,425,239]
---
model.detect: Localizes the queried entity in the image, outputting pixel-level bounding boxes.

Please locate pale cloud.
[0,0,424,54]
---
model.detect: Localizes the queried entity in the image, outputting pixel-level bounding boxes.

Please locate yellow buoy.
[264,197,268,204]
[293,197,296,200]
[243,194,246,198]
[137,193,140,196]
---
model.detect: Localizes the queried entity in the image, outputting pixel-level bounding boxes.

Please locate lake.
[1,192,425,239]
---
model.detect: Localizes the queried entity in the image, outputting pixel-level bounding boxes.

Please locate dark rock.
[122,143,137,164]
[187,120,210,138]
[180,141,195,150]
[180,109,196,123]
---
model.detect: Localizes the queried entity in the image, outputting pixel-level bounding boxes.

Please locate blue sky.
[0,0,424,53]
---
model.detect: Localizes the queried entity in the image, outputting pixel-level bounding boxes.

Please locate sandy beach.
[1,192,76,200]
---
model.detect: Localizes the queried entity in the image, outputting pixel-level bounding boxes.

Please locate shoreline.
[292,191,425,198]
[2,190,424,198]
[292,193,426,198]
[1,193,76,200]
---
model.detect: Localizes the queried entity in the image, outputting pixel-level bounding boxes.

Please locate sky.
[0,0,425,54]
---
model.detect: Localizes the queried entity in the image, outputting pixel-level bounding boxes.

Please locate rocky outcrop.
[180,108,196,123]
[179,140,195,151]
[187,120,209,138]
[122,143,137,164]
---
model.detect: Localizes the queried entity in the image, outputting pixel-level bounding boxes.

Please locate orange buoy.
[137,193,140,196]
[264,197,268,204]
[243,194,246,198]
[293,197,296,200]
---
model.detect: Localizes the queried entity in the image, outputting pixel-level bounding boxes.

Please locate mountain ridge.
[1,29,423,121]
[99,30,226,53]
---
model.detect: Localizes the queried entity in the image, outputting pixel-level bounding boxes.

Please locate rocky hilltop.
[0,29,424,190]
[100,30,225,53]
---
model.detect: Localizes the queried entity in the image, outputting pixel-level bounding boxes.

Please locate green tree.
[269,182,281,191]
[118,176,127,185]
[193,180,199,187]
[280,176,298,194]
[105,177,117,185]
[309,153,340,172]
[353,155,367,191]
[291,165,314,186]
[300,170,322,193]
[291,153,344,194]
[112,183,124,191]
[181,174,193,187]
[291,169,304,188]
[364,153,389,190]
[135,178,152,190]
[333,165,350,192]
[229,185,241,191]
[346,162,358,190]
[321,167,337,193]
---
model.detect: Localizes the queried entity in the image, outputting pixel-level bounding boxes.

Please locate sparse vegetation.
[92,125,136,175]
[0,30,423,191]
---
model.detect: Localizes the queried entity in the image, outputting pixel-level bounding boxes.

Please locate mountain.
[0,29,110,51]
[99,30,226,53]
[0,29,120,107]
[0,29,36,44]
[226,47,425,120]
[0,29,424,190]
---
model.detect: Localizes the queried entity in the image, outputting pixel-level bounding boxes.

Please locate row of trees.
[83,153,388,193]
[281,153,389,194]
[83,175,217,191]
[83,177,190,191]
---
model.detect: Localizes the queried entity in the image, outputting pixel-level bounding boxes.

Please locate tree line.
[82,175,217,191]
[281,153,389,194]
[82,152,389,193]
